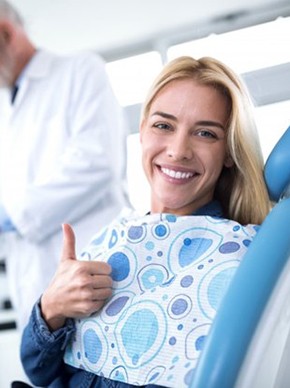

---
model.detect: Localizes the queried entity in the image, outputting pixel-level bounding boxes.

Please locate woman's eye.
[197,130,217,139]
[153,123,172,131]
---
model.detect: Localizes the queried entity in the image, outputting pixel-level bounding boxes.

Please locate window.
[168,17,290,74]
[255,100,290,161]
[106,52,163,106]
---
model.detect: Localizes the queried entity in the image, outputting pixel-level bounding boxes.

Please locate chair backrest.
[190,125,290,388]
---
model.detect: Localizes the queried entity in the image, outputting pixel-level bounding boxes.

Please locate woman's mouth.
[160,166,196,180]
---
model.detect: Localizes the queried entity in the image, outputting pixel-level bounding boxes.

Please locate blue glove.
[0,204,16,233]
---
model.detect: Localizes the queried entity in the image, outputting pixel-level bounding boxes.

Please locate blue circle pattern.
[208,268,236,310]
[108,252,130,282]
[64,212,258,387]
[105,296,130,317]
[172,299,188,315]
[83,328,102,364]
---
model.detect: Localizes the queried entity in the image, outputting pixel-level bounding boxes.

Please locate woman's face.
[141,78,232,215]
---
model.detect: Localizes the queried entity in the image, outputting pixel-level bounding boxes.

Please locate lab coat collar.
[21,49,54,81]
[9,50,54,109]
[0,50,51,108]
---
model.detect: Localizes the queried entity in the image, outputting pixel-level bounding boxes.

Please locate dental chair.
[190,125,290,388]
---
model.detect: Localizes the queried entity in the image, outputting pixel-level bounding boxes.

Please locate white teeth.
[161,167,194,179]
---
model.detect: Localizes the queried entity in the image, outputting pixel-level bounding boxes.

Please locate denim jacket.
[20,201,224,387]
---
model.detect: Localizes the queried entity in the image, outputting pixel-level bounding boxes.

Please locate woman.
[20,56,271,388]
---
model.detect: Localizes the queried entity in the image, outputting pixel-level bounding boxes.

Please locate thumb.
[61,223,77,261]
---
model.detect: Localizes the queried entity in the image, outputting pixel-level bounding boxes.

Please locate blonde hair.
[141,56,271,225]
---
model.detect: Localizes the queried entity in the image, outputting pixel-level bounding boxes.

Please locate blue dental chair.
[190,125,290,388]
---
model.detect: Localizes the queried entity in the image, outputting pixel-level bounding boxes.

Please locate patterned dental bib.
[64,209,258,387]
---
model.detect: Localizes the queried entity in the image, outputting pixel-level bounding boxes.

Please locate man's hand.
[41,223,113,331]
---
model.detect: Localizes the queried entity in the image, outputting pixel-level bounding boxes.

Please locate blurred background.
[0,0,290,385]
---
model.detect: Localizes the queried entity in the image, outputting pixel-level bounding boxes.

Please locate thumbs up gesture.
[41,224,113,331]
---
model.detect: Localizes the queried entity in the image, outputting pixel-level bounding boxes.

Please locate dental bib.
[64,209,258,387]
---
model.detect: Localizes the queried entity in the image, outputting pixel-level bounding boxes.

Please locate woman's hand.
[41,224,113,331]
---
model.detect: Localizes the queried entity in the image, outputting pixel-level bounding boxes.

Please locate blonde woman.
[20,56,271,388]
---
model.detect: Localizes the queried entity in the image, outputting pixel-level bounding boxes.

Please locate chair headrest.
[264,125,290,202]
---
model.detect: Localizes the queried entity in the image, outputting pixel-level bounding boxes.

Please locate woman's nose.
[166,133,193,161]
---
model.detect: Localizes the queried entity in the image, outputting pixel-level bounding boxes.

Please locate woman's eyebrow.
[151,111,177,121]
[151,113,225,131]
[196,120,225,131]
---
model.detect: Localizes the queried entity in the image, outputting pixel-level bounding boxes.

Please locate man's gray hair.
[0,0,24,25]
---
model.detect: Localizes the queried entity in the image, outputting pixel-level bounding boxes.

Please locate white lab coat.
[0,50,130,329]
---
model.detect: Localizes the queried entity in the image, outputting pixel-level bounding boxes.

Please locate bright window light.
[255,100,290,161]
[168,17,290,74]
[106,52,163,106]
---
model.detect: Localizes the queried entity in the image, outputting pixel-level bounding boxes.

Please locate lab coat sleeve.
[7,53,128,243]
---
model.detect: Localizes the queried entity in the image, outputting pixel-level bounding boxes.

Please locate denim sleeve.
[20,299,75,387]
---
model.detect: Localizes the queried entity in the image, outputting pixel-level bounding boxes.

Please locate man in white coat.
[0,1,129,330]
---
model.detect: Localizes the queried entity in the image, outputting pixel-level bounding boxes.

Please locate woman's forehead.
[149,79,230,122]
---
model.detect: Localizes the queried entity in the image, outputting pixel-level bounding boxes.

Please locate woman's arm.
[20,300,75,387]
[41,224,113,331]
[20,224,113,385]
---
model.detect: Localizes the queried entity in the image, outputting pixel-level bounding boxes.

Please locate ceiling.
[9,0,290,60]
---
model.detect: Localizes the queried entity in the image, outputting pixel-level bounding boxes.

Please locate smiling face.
[140,78,232,215]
